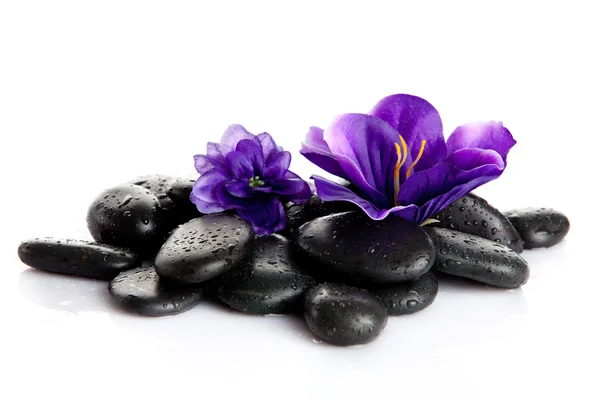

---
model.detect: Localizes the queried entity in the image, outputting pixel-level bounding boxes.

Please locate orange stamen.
[405,140,426,179]
[393,135,408,206]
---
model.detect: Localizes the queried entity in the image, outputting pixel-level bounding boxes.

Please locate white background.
[1,1,599,399]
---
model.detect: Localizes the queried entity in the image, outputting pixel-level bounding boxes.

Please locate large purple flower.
[191,125,311,235]
[300,94,516,224]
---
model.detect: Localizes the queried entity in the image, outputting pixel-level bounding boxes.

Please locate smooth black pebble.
[167,177,196,205]
[129,174,174,208]
[18,238,139,280]
[304,283,388,346]
[371,271,438,315]
[282,194,356,237]
[504,208,570,249]
[426,227,529,289]
[87,184,165,255]
[109,266,202,316]
[212,235,315,315]
[295,211,435,284]
[155,214,254,284]
[433,193,524,253]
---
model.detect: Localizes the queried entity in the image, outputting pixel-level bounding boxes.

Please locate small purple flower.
[191,125,312,235]
[300,94,516,225]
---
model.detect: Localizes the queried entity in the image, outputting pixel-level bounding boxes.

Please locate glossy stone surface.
[18,238,139,280]
[304,283,388,346]
[426,227,529,289]
[433,194,524,253]
[505,208,570,249]
[167,177,196,205]
[109,266,202,316]
[86,184,165,254]
[294,211,435,284]
[129,174,174,208]
[154,214,254,284]
[371,271,438,315]
[282,194,356,237]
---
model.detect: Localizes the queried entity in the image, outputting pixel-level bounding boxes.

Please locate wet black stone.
[86,184,165,255]
[294,211,435,284]
[282,194,356,238]
[504,208,570,249]
[109,266,202,316]
[304,283,388,346]
[129,174,174,208]
[167,177,196,205]
[212,235,315,315]
[154,214,254,284]
[371,271,438,315]
[18,238,139,280]
[432,194,524,253]
[426,227,529,289]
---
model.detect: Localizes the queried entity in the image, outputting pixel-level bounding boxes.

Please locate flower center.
[248,176,265,188]
[393,135,427,206]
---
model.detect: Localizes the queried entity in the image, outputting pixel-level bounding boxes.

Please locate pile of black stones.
[17,174,570,346]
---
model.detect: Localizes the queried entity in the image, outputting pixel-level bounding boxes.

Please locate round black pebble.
[212,235,315,315]
[295,211,435,284]
[18,238,139,280]
[154,214,254,284]
[304,283,388,346]
[129,174,174,208]
[167,177,196,205]
[282,194,356,237]
[109,266,202,317]
[433,194,524,253]
[426,227,529,289]
[86,184,165,255]
[504,207,570,249]
[371,271,438,315]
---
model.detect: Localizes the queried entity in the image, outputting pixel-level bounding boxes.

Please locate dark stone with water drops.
[426,227,529,289]
[87,184,165,255]
[371,271,438,316]
[282,194,356,237]
[212,235,315,315]
[167,177,196,205]
[17,238,139,280]
[432,194,524,253]
[109,265,202,316]
[129,174,174,208]
[304,283,388,346]
[294,211,435,284]
[504,208,570,249]
[154,214,254,284]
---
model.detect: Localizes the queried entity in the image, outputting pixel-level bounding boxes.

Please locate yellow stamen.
[393,135,408,206]
[405,140,427,179]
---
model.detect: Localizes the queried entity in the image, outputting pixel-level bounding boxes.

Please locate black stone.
[167,177,196,205]
[212,235,315,315]
[18,238,139,280]
[371,271,438,315]
[86,184,165,255]
[109,266,202,316]
[432,194,524,253]
[426,227,529,289]
[154,214,254,284]
[504,208,570,249]
[304,283,388,346]
[129,174,174,208]
[294,211,435,284]
[282,194,356,237]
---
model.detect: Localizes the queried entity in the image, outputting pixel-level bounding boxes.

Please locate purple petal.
[300,127,350,180]
[312,175,418,221]
[220,124,257,154]
[225,181,252,198]
[279,171,312,204]
[270,177,307,196]
[236,139,265,176]
[322,113,397,206]
[206,142,226,167]
[263,151,291,179]
[189,169,229,213]
[256,132,280,160]
[193,154,214,174]
[369,94,446,174]
[446,121,516,163]
[237,196,286,235]
[225,151,254,179]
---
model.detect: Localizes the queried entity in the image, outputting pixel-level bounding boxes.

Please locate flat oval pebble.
[371,271,438,315]
[87,184,165,255]
[504,207,570,249]
[304,283,388,346]
[18,238,139,280]
[426,227,529,289]
[212,235,315,315]
[155,214,254,284]
[282,194,356,237]
[433,194,524,253]
[295,211,435,284]
[109,266,202,316]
